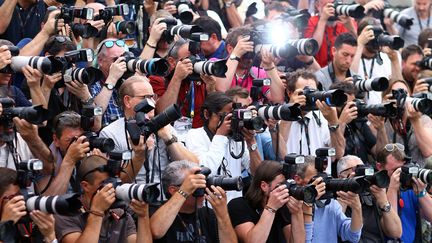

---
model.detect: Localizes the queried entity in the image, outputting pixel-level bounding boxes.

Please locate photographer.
[0,167,57,243]
[293,156,363,242]
[139,10,173,59]
[92,38,128,126]
[304,0,357,67]
[278,69,346,173]
[337,155,402,242]
[151,37,215,129]
[185,92,262,202]
[214,26,285,103]
[100,75,198,185]
[376,144,432,243]
[401,44,424,92]
[194,16,228,59]
[55,155,152,243]
[228,160,308,243]
[315,33,358,91]
[0,45,11,70]
[150,160,237,243]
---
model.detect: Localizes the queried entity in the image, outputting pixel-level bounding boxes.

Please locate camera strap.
[361,57,375,80]
[15,4,36,31]
[416,5,431,31]
[298,117,311,155]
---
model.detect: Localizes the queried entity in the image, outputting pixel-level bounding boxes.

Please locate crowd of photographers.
[1,0,432,242]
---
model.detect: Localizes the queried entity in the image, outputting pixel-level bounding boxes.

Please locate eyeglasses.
[132,94,158,100]
[339,166,355,178]
[384,143,405,152]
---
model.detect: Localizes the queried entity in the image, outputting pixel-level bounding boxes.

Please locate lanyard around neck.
[361,57,375,79]
[417,6,431,31]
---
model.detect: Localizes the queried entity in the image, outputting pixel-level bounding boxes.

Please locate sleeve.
[303,16,318,38]
[125,213,137,237]
[276,205,291,227]
[149,76,167,97]
[305,222,313,243]
[12,86,32,107]
[227,198,256,227]
[260,130,276,160]
[54,214,85,242]
[334,201,362,242]
[361,123,377,150]
[185,130,228,176]
[90,82,102,97]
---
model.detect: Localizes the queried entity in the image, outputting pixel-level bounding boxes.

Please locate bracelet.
[88,210,104,217]
[165,134,178,147]
[178,189,189,199]
[264,205,276,214]
[417,189,427,198]
[146,42,157,49]
[303,202,313,208]
[304,58,314,66]
[264,66,275,71]
[303,212,313,216]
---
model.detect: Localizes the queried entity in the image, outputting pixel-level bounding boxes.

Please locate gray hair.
[167,38,189,59]
[296,156,316,179]
[337,155,363,176]
[162,160,196,198]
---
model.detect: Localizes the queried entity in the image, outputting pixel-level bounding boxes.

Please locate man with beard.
[401,44,424,91]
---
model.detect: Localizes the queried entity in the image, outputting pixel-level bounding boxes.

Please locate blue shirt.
[312,199,362,243]
[89,81,123,126]
[255,129,276,160]
[399,190,419,243]
[0,0,47,45]
[207,41,227,60]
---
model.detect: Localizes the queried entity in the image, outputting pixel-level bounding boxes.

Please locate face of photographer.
[122,79,156,119]
[332,44,357,74]
[167,41,193,81]
[226,35,254,70]
[414,0,431,19]
[402,53,423,85]
[98,39,127,82]
[81,170,116,213]
[205,102,233,136]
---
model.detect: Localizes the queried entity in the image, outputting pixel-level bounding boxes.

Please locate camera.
[230,103,265,142]
[257,103,302,121]
[303,87,347,111]
[58,6,94,23]
[283,154,305,179]
[174,0,194,24]
[352,75,389,92]
[122,51,170,77]
[116,183,160,203]
[126,99,182,145]
[193,167,244,197]
[422,78,432,92]
[64,67,103,85]
[65,49,94,63]
[188,55,228,80]
[400,161,432,190]
[250,78,270,102]
[393,88,432,115]
[82,131,115,153]
[354,99,397,118]
[416,57,432,70]
[26,193,83,216]
[71,23,99,39]
[114,20,136,34]
[18,159,43,172]
[353,165,390,189]
[334,2,365,18]
[285,180,317,203]
[255,38,319,59]
[0,56,53,74]
[80,105,103,131]
[314,147,336,174]
[283,7,311,32]
[367,27,404,51]
[109,150,132,161]
[164,24,209,43]
[0,98,49,125]
[94,4,129,23]
[383,8,414,29]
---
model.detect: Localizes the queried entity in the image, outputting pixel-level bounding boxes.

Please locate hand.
[232,36,254,58]
[172,58,193,81]
[91,183,116,213]
[423,48,432,56]
[163,1,177,15]
[266,118,278,131]
[343,77,354,84]
[43,10,64,35]
[339,102,358,125]
[179,167,207,195]
[128,134,147,158]
[266,184,289,210]
[0,45,12,69]
[88,19,105,32]
[205,186,228,215]
[311,177,326,200]
[363,0,385,12]
[381,46,398,62]
[65,80,91,101]
[215,113,232,136]
[369,185,388,205]
[358,25,375,46]
[1,195,26,224]
[367,114,385,130]
[260,48,275,69]
[22,65,43,89]
[316,100,338,125]
[13,117,38,139]
[30,211,55,242]
[412,177,427,195]
[388,168,401,191]
[107,22,127,39]
[338,15,352,26]
[241,127,257,146]
[130,199,149,218]
[321,3,335,21]
[405,101,422,122]
[201,74,216,92]
[286,196,303,215]
[336,191,361,210]
[89,148,108,159]
[63,135,91,163]
[148,18,167,45]
[288,89,306,107]
[42,72,62,89]
[413,79,430,94]
[108,57,127,84]
[60,23,71,37]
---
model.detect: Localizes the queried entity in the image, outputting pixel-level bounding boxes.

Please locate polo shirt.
[0,0,47,45]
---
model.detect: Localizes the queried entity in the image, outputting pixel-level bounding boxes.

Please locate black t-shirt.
[151,206,219,243]
[344,120,377,164]
[228,197,291,243]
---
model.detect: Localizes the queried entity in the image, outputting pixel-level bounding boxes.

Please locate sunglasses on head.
[97,39,126,55]
[384,143,405,152]
[54,36,71,43]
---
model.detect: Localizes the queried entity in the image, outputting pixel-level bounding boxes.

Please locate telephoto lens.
[1,105,50,124]
[355,99,397,118]
[114,21,136,34]
[168,25,209,42]
[287,39,319,56]
[144,104,182,136]
[377,34,404,50]
[383,8,414,29]
[116,183,160,203]
[325,178,362,194]
[353,76,389,92]
[418,168,432,184]
[18,159,43,171]
[126,57,170,76]
[257,103,302,121]
[1,56,53,74]
[176,0,193,24]
[285,181,317,203]
[64,67,102,84]
[406,96,432,115]
[242,116,265,131]
[26,193,83,216]
[207,175,244,191]
[334,3,365,18]
[192,58,228,78]
[304,87,347,110]
[417,57,432,70]
[83,132,115,153]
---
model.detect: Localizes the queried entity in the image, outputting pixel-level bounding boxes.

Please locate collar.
[208,41,227,59]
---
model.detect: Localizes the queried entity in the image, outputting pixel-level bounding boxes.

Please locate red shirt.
[304,16,355,67]
[149,76,206,128]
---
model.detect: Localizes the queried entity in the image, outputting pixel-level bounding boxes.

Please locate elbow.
[150,223,166,239]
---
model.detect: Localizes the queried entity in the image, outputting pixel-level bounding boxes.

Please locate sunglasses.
[384,143,405,152]
[97,39,126,54]
[54,36,72,43]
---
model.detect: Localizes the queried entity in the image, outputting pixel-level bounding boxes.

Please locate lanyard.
[16,4,36,30]
[299,117,311,155]
[417,6,431,31]
[361,57,375,79]
[189,82,195,118]
[235,72,248,88]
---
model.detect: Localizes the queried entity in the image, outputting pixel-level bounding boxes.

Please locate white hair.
[337,155,364,176]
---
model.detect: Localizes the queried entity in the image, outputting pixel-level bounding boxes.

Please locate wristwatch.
[248,143,258,151]
[224,1,232,8]
[165,134,178,147]
[328,124,339,132]
[104,83,115,90]
[379,201,391,213]
[229,54,241,62]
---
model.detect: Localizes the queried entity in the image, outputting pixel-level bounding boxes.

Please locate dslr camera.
[193,167,244,197]
[0,97,49,125]
[257,103,302,121]
[94,4,129,23]
[174,0,194,24]
[383,4,414,29]
[392,88,432,115]
[229,103,265,142]
[58,6,94,23]
[0,46,54,74]
[71,23,99,39]
[188,55,228,80]
[366,27,404,51]
[352,75,389,92]
[353,165,390,191]
[332,2,365,19]
[400,160,432,190]
[353,99,397,119]
[302,87,347,111]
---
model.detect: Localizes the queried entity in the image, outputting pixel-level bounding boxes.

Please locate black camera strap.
[16,4,36,32]
[298,117,311,155]
[361,57,375,80]
[417,5,431,31]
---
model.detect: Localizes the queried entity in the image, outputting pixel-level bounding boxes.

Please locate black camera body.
[59,6,94,23]
[193,167,244,197]
[0,97,50,125]
[82,131,115,153]
[230,103,265,142]
[94,4,129,23]
[303,87,347,111]
[417,56,432,70]
[400,161,432,190]
[80,105,103,131]
[354,99,397,119]
[353,165,390,190]
[367,27,404,51]
[285,180,317,203]
[283,154,305,179]
[250,78,270,102]
[71,23,99,39]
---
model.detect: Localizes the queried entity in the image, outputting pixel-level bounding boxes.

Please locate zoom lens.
[207,176,244,191]
[354,77,389,92]
[26,193,82,216]
[116,183,160,203]
[257,104,301,121]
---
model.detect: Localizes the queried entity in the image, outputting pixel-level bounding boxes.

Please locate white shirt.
[237,0,265,21]
[185,127,250,202]
[0,133,33,170]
